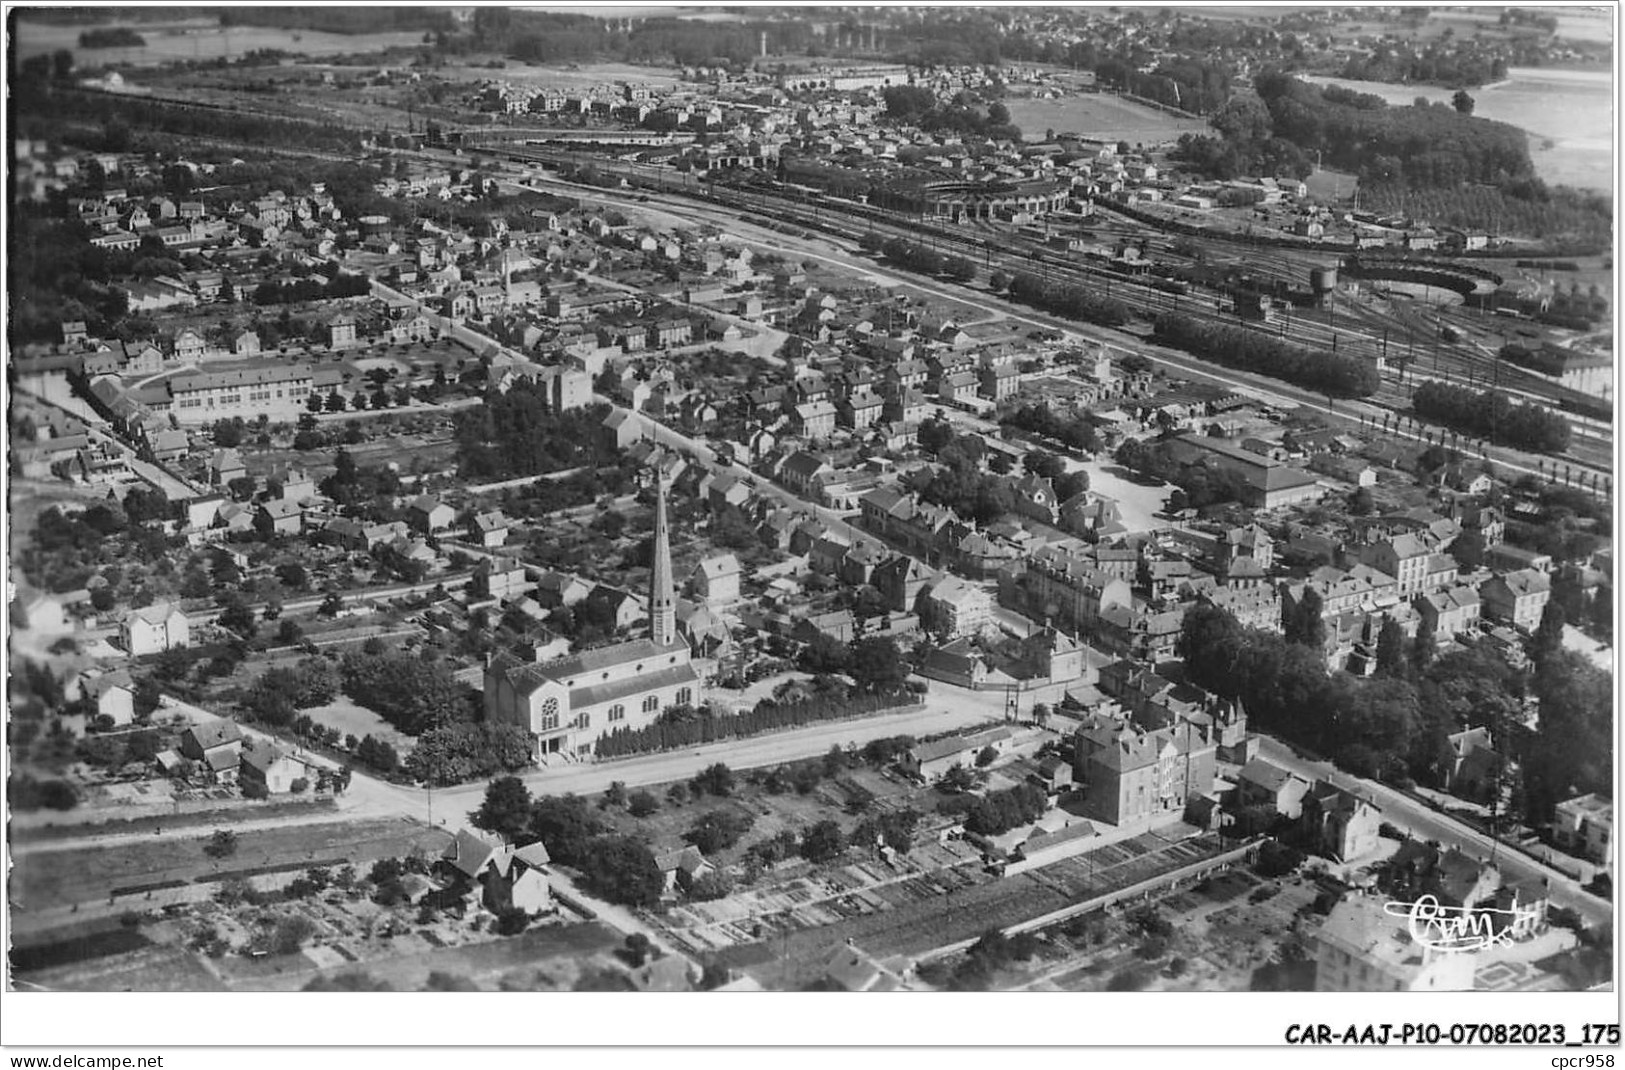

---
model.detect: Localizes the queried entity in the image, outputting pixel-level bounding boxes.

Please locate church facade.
[484,476,700,758]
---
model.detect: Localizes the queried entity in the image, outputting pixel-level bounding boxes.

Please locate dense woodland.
[1005,272,1134,330]
[1179,601,1611,825]
[1151,313,1380,399]
[453,384,614,481]
[880,86,1023,142]
[870,235,977,284]
[1176,72,1611,245]
[1411,380,1572,455]
[1336,45,1508,89]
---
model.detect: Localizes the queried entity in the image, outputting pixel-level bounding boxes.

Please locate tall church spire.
[649,471,677,646]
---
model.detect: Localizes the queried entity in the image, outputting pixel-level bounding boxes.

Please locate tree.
[276,563,308,590]
[1452,89,1475,115]
[405,723,531,785]
[1286,589,1326,652]
[628,789,659,818]
[529,795,607,866]
[217,594,258,640]
[577,836,664,908]
[917,416,953,455]
[1532,601,1566,664]
[204,829,238,859]
[1411,616,1437,674]
[1023,449,1066,480]
[691,762,736,798]
[939,765,977,793]
[685,809,754,853]
[623,932,653,967]
[1375,618,1407,678]
[318,591,346,618]
[472,776,534,842]
[848,636,907,693]
[800,819,846,864]
[494,907,531,936]
[975,745,999,768]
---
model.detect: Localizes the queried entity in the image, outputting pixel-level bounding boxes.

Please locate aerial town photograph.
[2,0,1615,1019]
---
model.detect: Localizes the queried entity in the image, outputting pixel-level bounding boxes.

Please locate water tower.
[1310,266,1338,308]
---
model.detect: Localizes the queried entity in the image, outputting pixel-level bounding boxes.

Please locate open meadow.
[1006,94,1209,146]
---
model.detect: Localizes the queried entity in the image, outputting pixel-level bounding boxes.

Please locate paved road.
[414,698,1010,812]
[1257,737,1612,927]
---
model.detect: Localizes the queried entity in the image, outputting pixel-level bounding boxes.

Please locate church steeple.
[650,471,677,646]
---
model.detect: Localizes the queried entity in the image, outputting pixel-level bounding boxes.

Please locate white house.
[121,602,190,656]
[691,553,742,605]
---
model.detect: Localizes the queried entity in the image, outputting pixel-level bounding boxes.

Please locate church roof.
[569,661,698,710]
[542,638,683,684]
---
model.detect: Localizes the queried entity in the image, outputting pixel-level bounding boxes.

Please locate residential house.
[1313,895,1476,991]
[1300,781,1382,863]
[238,737,310,794]
[779,451,833,496]
[1354,534,1433,597]
[1551,794,1612,866]
[1233,758,1311,822]
[900,727,1015,782]
[80,669,136,726]
[654,845,713,894]
[1073,720,1218,828]
[873,554,931,614]
[793,399,838,441]
[121,602,190,656]
[441,828,553,914]
[691,554,742,605]
[469,511,510,549]
[180,716,245,771]
[536,571,592,610]
[475,556,529,600]
[917,639,988,689]
[921,576,993,640]
[1439,726,1501,802]
[601,409,645,452]
[1478,569,1551,632]
[208,448,247,488]
[1415,585,1481,641]
[408,495,456,535]
[254,499,303,538]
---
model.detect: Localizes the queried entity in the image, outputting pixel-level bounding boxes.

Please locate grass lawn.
[1304,168,1359,203]
[15,943,228,992]
[305,698,416,756]
[12,817,444,911]
[1006,94,1209,145]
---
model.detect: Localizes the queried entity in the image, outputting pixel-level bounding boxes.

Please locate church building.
[484,475,699,758]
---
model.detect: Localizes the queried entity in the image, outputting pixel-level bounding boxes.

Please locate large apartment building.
[159,364,316,424]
